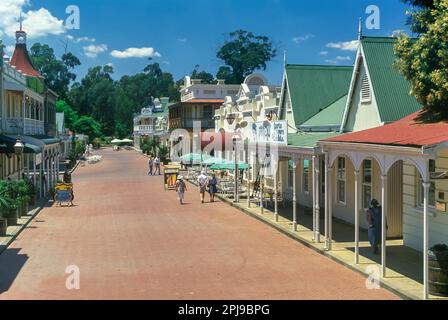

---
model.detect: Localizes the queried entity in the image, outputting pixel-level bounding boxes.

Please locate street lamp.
[233,134,242,203]
[14,136,25,180]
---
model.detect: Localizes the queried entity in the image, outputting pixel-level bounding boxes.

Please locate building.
[169,77,240,155]
[134,97,171,150]
[56,112,73,161]
[0,26,60,198]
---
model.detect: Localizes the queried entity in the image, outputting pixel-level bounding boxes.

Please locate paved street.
[0,149,398,300]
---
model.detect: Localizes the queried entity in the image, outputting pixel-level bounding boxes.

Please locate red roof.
[323,111,448,148]
[10,43,41,77]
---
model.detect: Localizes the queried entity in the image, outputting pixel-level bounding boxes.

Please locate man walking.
[366,199,382,255]
[176,176,187,205]
[197,170,208,204]
[148,157,154,176]
[154,157,161,175]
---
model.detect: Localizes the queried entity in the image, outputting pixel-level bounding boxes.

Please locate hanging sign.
[248,120,288,145]
[35,153,43,166]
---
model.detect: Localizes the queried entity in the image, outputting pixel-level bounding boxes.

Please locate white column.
[33,154,37,187]
[328,166,333,250]
[46,157,50,195]
[247,153,251,208]
[292,158,298,232]
[274,160,279,222]
[314,159,321,243]
[324,153,333,250]
[312,156,317,241]
[354,170,361,264]
[423,181,430,300]
[381,174,388,277]
[260,175,264,215]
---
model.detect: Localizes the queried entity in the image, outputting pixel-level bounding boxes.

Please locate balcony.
[134,125,155,135]
[169,117,215,130]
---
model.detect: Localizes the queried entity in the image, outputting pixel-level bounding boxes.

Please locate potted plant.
[0,181,12,236]
[17,180,32,217]
[2,181,19,226]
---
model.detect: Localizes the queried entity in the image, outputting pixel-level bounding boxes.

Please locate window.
[362,160,373,209]
[303,160,310,194]
[337,157,346,204]
[418,160,436,207]
[361,73,371,103]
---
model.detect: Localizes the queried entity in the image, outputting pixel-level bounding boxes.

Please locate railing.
[5,117,24,135]
[134,125,156,134]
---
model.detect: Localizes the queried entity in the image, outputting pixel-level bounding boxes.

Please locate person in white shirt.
[197,171,208,204]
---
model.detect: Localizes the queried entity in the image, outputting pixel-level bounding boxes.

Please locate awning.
[4,80,25,92]
[0,135,42,154]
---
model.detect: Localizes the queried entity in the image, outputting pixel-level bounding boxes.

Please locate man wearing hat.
[366,199,382,255]
[176,175,187,205]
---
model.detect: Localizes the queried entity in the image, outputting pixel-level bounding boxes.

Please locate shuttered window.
[361,73,371,102]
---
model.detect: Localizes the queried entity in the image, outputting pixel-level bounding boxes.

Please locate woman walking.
[208,173,218,203]
[176,176,187,205]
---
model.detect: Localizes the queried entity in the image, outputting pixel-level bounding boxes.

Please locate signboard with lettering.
[164,167,180,190]
[35,153,42,166]
[247,120,288,145]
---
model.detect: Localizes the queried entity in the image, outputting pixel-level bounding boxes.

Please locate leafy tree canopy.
[73,116,102,140]
[395,0,448,120]
[191,65,215,84]
[216,30,277,84]
[56,100,79,130]
[30,43,80,100]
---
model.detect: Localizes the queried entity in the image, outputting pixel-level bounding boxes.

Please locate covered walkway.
[219,193,443,300]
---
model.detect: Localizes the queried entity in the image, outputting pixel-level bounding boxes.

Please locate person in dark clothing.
[148,157,154,176]
[366,199,382,255]
[208,173,218,203]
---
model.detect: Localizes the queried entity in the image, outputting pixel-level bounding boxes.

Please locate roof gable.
[360,36,421,122]
[285,64,353,126]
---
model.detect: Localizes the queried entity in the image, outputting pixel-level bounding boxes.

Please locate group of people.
[175,171,218,205]
[148,157,161,176]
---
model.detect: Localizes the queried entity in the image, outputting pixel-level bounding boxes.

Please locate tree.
[56,100,79,130]
[30,43,80,99]
[191,65,215,84]
[73,116,102,140]
[395,0,448,120]
[216,30,277,84]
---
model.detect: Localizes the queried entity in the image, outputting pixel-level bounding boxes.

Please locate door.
[387,161,404,239]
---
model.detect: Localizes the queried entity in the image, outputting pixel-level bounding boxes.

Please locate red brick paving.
[0,149,398,300]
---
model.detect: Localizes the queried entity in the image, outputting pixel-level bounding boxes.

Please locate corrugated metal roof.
[322,111,448,148]
[285,64,353,126]
[301,94,348,127]
[10,43,41,78]
[361,36,421,122]
[288,132,341,148]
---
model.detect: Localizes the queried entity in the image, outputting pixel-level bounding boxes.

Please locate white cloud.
[67,35,96,43]
[0,0,65,39]
[177,38,187,43]
[325,59,338,65]
[292,34,314,44]
[326,40,359,52]
[336,56,351,61]
[110,47,161,59]
[83,44,108,58]
[319,51,329,56]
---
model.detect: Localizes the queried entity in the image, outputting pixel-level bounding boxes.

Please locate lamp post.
[14,136,25,180]
[233,135,242,203]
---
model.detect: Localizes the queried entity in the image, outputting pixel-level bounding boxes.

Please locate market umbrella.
[210,160,249,171]
[121,138,133,143]
[111,139,122,144]
[202,157,226,166]
[180,153,211,164]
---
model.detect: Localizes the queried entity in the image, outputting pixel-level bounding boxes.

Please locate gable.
[285,65,353,127]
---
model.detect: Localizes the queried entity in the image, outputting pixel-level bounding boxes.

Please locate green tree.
[216,30,277,84]
[191,65,215,84]
[395,0,448,120]
[56,100,79,130]
[73,116,102,140]
[30,43,80,99]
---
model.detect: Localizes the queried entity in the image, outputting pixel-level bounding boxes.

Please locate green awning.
[288,132,342,148]
[0,135,42,154]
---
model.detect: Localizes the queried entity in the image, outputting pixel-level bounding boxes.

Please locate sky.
[0,0,413,85]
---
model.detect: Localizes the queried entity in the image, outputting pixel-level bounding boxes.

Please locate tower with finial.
[16,11,27,45]
[283,50,287,68]
[358,17,363,41]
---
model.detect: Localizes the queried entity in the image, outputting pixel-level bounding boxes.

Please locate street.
[0,149,398,300]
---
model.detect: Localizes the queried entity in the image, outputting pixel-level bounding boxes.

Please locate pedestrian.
[148,157,153,176]
[197,170,208,204]
[154,156,161,175]
[366,199,382,255]
[208,173,218,203]
[176,175,187,205]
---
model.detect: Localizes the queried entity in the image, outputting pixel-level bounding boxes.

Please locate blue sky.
[1,0,412,85]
